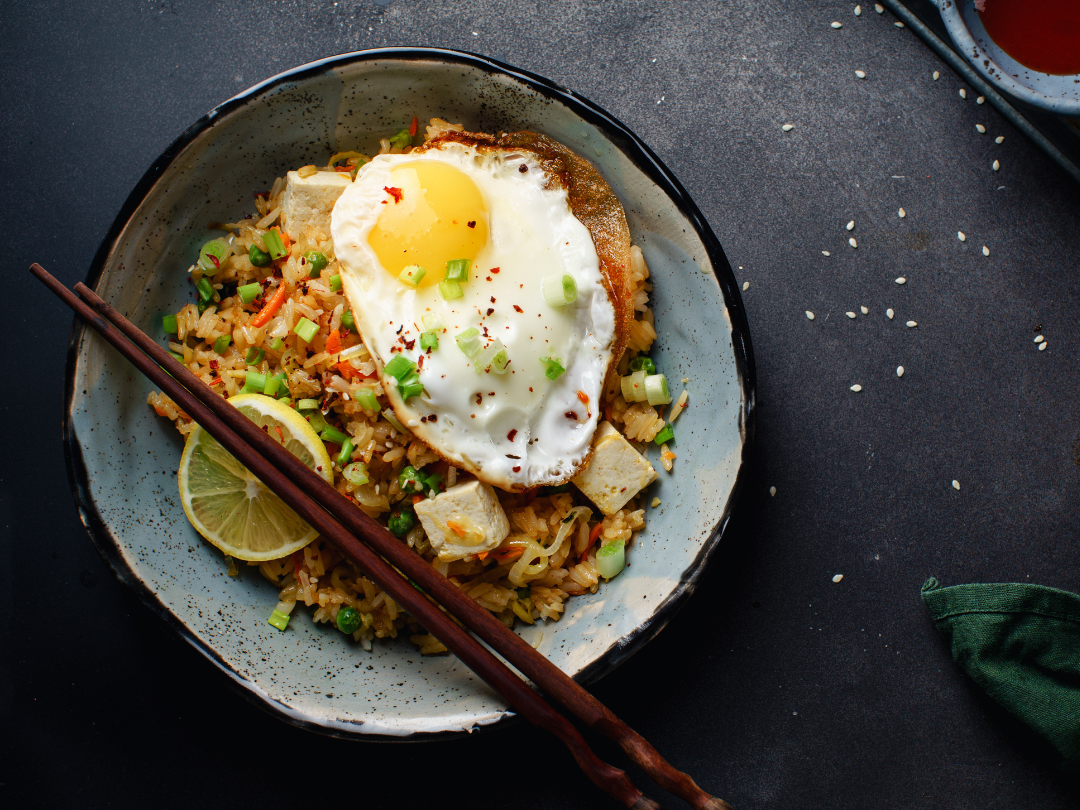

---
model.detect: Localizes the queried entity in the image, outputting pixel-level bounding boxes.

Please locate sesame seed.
[861,306,868,315]
[742,281,749,291]
[769,486,777,497]
[856,70,866,79]
[957,231,966,241]
[831,21,843,28]
[782,123,794,131]
[906,320,917,328]
[976,124,986,133]
[832,574,844,583]
[822,250,831,256]
[875,3,884,12]
[977,96,985,104]
[933,70,940,80]
[959,88,967,99]
[849,237,858,248]
[1034,336,1044,343]
[847,311,857,319]
[854,4,862,15]
[894,20,904,27]
[651,497,661,507]
[898,207,906,218]
[952,480,960,491]
[846,220,855,230]
[1039,342,1047,351]
[995,136,1004,144]
[895,277,906,285]
[993,159,1000,171]
[850,384,863,392]
[887,308,894,319]
[982,245,989,256]
[897,366,905,377]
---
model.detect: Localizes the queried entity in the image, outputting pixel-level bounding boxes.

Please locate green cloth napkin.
[922,577,1080,771]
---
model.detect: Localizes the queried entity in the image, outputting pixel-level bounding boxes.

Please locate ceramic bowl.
[64,48,755,739]
[938,0,1080,116]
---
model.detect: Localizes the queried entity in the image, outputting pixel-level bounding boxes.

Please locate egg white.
[331,142,616,490]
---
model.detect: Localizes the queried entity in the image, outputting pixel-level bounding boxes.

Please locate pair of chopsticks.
[33,262,732,810]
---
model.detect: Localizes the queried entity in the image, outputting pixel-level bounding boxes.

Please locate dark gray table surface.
[3,2,1078,808]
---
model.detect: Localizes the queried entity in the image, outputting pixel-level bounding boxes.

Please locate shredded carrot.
[475,551,488,561]
[584,521,604,555]
[411,495,424,506]
[492,547,524,562]
[333,165,351,173]
[446,520,465,537]
[272,226,291,252]
[325,328,343,355]
[408,115,418,137]
[274,425,285,444]
[250,283,288,328]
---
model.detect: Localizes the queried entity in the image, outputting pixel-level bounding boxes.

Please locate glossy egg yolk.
[367,161,489,288]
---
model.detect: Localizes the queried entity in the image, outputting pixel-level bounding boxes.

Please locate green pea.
[388,508,415,537]
[336,606,362,634]
[398,465,425,494]
[249,243,272,267]
[304,251,329,278]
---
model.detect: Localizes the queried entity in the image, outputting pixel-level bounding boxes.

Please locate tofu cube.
[414,479,511,562]
[572,421,658,515]
[281,170,352,239]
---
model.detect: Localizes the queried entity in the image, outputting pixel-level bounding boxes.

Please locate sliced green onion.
[381,407,406,433]
[388,129,412,149]
[620,374,635,402]
[540,356,566,381]
[422,312,445,331]
[162,314,178,334]
[653,424,675,445]
[198,238,231,274]
[213,335,231,355]
[595,538,626,579]
[398,465,425,494]
[336,437,355,466]
[263,228,287,260]
[304,250,328,278]
[297,398,320,412]
[439,279,463,300]
[262,374,280,398]
[168,350,184,363]
[244,347,264,365]
[306,409,329,434]
[419,330,439,351]
[645,373,671,406]
[242,371,266,394]
[628,356,656,376]
[398,264,427,287]
[340,311,356,332]
[329,274,342,292]
[320,426,347,445]
[355,387,379,412]
[197,299,209,314]
[398,371,424,400]
[269,337,285,352]
[249,243,272,267]
[623,370,647,402]
[444,258,470,281]
[423,472,443,495]
[476,338,508,374]
[267,608,291,631]
[293,316,319,343]
[456,327,481,358]
[196,276,215,303]
[541,273,577,307]
[238,283,262,304]
[384,354,417,380]
[342,461,369,487]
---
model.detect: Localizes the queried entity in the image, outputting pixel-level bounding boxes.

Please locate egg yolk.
[368,161,488,288]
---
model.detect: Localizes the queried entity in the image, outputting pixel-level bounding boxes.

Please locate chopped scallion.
[419,330,439,351]
[262,374,280,398]
[320,426,347,445]
[540,356,565,381]
[213,335,231,355]
[342,461,369,486]
[336,437,355,466]
[162,314,178,334]
[384,354,417,380]
[263,228,287,260]
[329,274,342,292]
[355,387,379,412]
[269,337,285,352]
[242,371,266,394]
[439,279,463,300]
[398,264,426,287]
[388,129,412,149]
[595,538,626,579]
[398,371,424,400]
[644,373,671,406]
[456,327,481,358]
[293,317,319,343]
[421,312,445,331]
[238,283,262,304]
[297,399,320,412]
[306,409,329,434]
[248,243,271,267]
[340,311,355,332]
[541,273,577,307]
[381,407,406,433]
[267,608,291,631]
[444,258,470,281]
[168,350,184,362]
[304,251,328,278]
[476,338,508,374]
[244,347,264,365]
[198,238,231,274]
[196,276,214,303]
[653,424,674,445]
[628,356,656,376]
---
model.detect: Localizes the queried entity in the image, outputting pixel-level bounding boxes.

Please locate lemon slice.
[178,393,334,561]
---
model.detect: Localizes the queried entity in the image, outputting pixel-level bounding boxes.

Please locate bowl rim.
[937,0,1080,116]
[62,46,757,740]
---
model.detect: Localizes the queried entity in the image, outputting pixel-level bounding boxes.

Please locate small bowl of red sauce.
[938,0,1080,116]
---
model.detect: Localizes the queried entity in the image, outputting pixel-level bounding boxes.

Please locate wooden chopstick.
[38,262,732,810]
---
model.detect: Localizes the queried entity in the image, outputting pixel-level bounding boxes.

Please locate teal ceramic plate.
[64,49,755,739]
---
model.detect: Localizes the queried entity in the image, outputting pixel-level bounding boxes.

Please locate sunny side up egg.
[330,140,618,490]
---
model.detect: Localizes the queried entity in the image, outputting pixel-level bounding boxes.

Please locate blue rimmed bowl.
[64,48,755,739]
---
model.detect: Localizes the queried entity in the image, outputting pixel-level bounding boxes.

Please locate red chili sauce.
[978,0,1080,76]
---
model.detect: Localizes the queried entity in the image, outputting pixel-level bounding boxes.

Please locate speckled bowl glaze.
[938,1,1080,116]
[64,49,755,740]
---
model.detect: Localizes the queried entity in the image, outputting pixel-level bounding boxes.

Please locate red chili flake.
[564,411,579,420]
[513,305,523,313]
[577,391,590,407]
[403,338,416,350]
[262,424,269,432]
[333,165,351,173]
[208,254,220,269]
[417,354,425,369]
[488,392,495,396]
[513,466,521,472]
[408,115,418,137]
[518,164,528,173]
[384,186,404,203]
[486,276,492,282]
[209,359,219,370]
[420,415,428,423]
[475,393,483,405]
[428,414,437,422]
[467,221,476,228]
[486,308,494,316]
[490,267,500,274]
[528,387,533,393]
[490,296,496,303]
[507,429,518,442]
[274,425,286,444]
